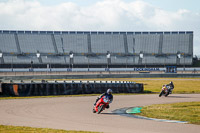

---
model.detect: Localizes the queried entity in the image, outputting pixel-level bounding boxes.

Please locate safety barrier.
[1,80,143,96]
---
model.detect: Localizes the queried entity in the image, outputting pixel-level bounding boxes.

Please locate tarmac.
[0,94,200,133]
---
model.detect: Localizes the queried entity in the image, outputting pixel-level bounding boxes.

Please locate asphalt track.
[0,94,200,133]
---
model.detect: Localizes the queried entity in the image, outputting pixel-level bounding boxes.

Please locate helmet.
[107,89,112,94]
[170,81,173,84]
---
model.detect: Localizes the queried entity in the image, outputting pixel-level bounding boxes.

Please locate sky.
[0,0,199,56]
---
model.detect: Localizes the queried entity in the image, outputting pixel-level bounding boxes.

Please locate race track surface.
[0,94,200,133]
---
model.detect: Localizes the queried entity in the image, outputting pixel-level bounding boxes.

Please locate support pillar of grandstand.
[107,51,111,69]
[14,33,22,54]
[176,52,181,65]
[132,38,136,64]
[61,37,67,64]
[51,34,58,54]
[158,34,163,54]
[123,34,128,54]
[36,51,43,63]
[0,51,4,64]
[69,52,74,69]
[87,55,90,71]
[87,34,92,54]
[138,52,143,65]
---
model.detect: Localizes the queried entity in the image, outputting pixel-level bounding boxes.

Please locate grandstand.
[0,30,193,68]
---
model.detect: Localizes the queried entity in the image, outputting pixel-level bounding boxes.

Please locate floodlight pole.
[70,52,73,70]
[139,52,143,66]
[36,53,40,58]
[177,53,181,72]
[0,52,3,64]
[106,52,110,69]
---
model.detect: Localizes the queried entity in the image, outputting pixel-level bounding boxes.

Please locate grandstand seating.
[3,55,39,64]
[0,30,193,67]
[133,34,160,54]
[73,56,88,65]
[91,34,125,53]
[41,56,67,64]
[18,34,55,53]
[180,57,193,64]
[54,34,88,53]
[89,56,107,64]
[0,34,18,53]
[111,56,134,65]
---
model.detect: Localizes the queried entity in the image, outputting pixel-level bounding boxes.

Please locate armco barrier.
[1,81,143,96]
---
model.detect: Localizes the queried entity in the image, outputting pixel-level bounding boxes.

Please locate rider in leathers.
[166,81,174,94]
[94,89,113,109]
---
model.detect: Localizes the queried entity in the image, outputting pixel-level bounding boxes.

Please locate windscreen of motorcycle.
[103,97,109,103]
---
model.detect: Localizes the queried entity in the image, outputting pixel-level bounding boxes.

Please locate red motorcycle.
[93,96,110,114]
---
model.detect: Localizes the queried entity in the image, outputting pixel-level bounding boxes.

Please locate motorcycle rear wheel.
[165,92,169,97]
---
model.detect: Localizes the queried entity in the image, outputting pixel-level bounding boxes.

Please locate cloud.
[0,0,199,55]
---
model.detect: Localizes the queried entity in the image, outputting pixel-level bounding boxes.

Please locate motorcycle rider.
[94,88,113,109]
[166,81,174,94]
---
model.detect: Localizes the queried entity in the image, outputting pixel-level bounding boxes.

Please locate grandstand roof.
[0,30,193,35]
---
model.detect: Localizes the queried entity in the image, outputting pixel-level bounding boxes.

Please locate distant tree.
[193,55,200,67]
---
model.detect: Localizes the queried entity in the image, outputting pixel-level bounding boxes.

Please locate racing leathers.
[94,92,113,108]
[166,82,174,94]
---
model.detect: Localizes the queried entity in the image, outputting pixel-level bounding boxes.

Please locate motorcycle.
[93,96,110,114]
[159,85,171,97]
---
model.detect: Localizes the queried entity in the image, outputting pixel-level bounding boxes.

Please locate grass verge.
[0,125,100,133]
[132,78,200,94]
[140,102,200,125]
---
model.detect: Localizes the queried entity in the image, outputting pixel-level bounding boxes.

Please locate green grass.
[82,78,199,94]
[140,102,200,125]
[133,78,200,93]
[0,125,100,133]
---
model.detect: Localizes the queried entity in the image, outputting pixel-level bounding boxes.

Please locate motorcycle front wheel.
[97,105,104,114]
[93,108,96,113]
[159,91,163,97]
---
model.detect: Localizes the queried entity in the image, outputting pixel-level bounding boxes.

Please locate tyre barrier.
[0,80,143,96]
